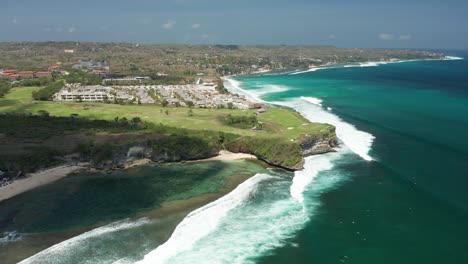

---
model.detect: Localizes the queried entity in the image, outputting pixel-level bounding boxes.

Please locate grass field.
[0,87,333,142]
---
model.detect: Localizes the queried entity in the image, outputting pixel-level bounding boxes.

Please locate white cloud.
[191,23,201,29]
[162,20,176,29]
[329,34,336,40]
[379,33,395,40]
[55,27,63,33]
[43,27,52,32]
[399,34,413,40]
[68,27,77,33]
[11,19,19,24]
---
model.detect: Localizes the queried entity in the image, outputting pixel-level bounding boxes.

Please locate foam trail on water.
[136,78,375,263]
[290,155,335,203]
[19,218,152,264]
[252,84,289,96]
[300,96,322,106]
[224,78,265,103]
[143,152,344,264]
[136,174,273,264]
[224,78,290,101]
[290,67,324,75]
[445,56,463,60]
[288,57,462,76]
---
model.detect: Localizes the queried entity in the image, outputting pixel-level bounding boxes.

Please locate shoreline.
[2,158,261,264]
[222,55,459,80]
[0,151,257,203]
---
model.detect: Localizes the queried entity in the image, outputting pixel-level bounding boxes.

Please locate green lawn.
[0,87,333,142]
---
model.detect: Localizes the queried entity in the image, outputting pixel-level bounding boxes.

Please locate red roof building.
[35,71,52,77]
[48,65,61,71]
[5,74,20,79]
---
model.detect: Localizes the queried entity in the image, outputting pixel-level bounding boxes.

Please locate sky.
[0,0,467,49]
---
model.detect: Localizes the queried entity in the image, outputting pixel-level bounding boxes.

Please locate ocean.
[3,52,468,263]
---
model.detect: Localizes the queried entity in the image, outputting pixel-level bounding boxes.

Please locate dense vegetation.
[0,112,305,173]
[219,114,260,129]
[0,113,146,139]
[17,77,54,87]
[0,86,336,175]
[31,81,65,101]
[0,79,11,97]
[62,69,103,85]
[0,147,62,174]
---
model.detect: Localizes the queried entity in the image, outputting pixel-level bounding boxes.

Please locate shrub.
[32,81,65,101]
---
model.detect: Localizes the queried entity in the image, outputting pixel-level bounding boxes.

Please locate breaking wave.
[136,174,274,264]
[135,76,375,264]
[19,218,152,264]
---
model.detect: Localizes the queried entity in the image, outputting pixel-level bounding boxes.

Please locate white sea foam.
[290,154,337,203]
[136,173,273,264]
[252,84,289,96]
[19,218,152,264]
[224,78,265,103]
[224,78,290,101]
[290,67,324,75]
[275,97,375,161]
[135,78,375,263]
[142,151,345,264]
[0,231,22,244]
[445,56,464,60]
[290,57,461,76]
[300,96,322,106]
[226,78,375,160]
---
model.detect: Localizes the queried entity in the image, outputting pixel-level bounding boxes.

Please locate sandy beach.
[199,150,257,162]
[0,151,256,203]
[0,164,88,203]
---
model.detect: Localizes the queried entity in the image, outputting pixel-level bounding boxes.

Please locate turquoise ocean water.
[3,52,468,263]
[136,53,468,264]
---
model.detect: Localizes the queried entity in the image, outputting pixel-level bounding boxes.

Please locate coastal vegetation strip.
[0,87,336,180]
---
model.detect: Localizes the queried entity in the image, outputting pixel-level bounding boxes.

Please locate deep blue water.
[232,52,468,263]
[3,52,468,264]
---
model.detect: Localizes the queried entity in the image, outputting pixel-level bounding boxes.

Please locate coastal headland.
[0,85,336,202]
[0,42,442,202]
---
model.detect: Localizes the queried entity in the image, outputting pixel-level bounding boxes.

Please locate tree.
[131,117,142,125]
[227,102,234,109]
[188,109,193,116]
[138,98,142,105]
[186,101,194,108]
[32,81,65,101]
[162,99,168,107]
[165,110,169,115]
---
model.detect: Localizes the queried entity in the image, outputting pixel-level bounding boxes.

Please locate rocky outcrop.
[299,133,338,157]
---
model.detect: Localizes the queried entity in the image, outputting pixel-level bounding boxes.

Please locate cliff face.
[286,128,337,171]
[90,129,338,172]
[299,133,338,157]
[73,127,338,172]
